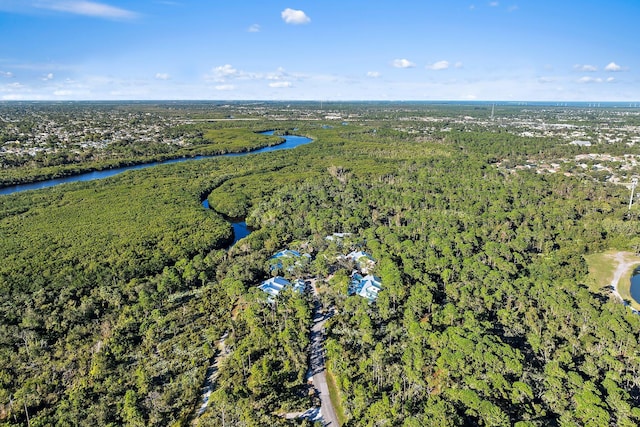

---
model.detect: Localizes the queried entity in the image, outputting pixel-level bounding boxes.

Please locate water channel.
[1,131,312,246]
[0,131,312,196]
[201,199,252,247]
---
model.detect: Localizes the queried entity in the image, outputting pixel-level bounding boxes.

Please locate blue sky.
[0,0,638,101]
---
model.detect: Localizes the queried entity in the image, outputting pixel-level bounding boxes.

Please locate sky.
[0,0,639,101]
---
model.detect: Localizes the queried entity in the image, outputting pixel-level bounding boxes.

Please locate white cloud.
[508,5,519,12]
[281,8,310,25]
[215,84,235,91]
[607,77,616,83]
[538,77,555,84]
[574,64,597,72]
[605,62,624,72]
[577,76,603,84]
[248,24,261,33]
[367,71,381,78]
[37,1,138,20]
[155,73,170,80]
[427,60,450,70]
[0,71,13,78]
[489,1,499,6]
[54,90,73,96]
[208,64,239,81]
[269,81,292,88]
[42,73,54,81]
[454,62,464,69]
[392,59,416,69]
[205,65,302,86]
[265,67,290,81]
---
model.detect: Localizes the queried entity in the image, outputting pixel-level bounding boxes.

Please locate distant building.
[349,273,382,302]
[325,232,352,241]
[571,140,592,147]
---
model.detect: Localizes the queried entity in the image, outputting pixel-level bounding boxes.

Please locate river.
[0,131,312,196]
[1,131,312,247]
[201,199,252,247]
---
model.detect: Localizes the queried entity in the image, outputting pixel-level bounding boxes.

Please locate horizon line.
[1,99,640,105]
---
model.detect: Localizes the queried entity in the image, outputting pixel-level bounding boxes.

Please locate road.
[610,252,640,306]
[309,282,340,427]
[193,332,229,422]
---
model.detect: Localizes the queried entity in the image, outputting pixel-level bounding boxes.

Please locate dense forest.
[1,104,640,426]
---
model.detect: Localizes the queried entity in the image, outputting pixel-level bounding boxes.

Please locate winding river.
[201,199,252,247]
[0,131,312,196]
[1,131,312,246]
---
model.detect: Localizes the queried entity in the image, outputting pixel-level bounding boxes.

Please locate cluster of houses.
[257,250,310,302]
[257,244,383,303]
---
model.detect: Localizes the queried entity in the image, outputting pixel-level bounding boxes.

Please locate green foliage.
[1,103,639,425]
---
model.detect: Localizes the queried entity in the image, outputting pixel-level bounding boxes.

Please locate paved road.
[309,292,340,427]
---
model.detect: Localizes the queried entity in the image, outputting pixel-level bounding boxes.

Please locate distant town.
[2,101,638,185]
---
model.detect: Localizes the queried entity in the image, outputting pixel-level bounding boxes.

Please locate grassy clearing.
[326,368,347,426]
[584,251,640,309]
[584,251,618,293]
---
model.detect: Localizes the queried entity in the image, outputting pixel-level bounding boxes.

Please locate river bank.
[0,131,312,196]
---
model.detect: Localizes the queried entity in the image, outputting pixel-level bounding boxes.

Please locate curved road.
[610,252,640,306]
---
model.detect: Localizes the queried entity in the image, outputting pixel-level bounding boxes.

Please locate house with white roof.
[349,273,382,302]
[258,276,306,301]
[259,276,291,299]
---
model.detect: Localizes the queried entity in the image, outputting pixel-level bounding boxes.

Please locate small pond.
[630,266,640,305]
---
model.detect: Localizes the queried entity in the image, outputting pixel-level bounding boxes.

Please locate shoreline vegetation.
[0,127,285,189]
[1,102,640,426]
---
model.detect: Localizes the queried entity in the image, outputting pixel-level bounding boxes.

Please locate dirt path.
[193,332,230,422]
[608,252,640,305]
